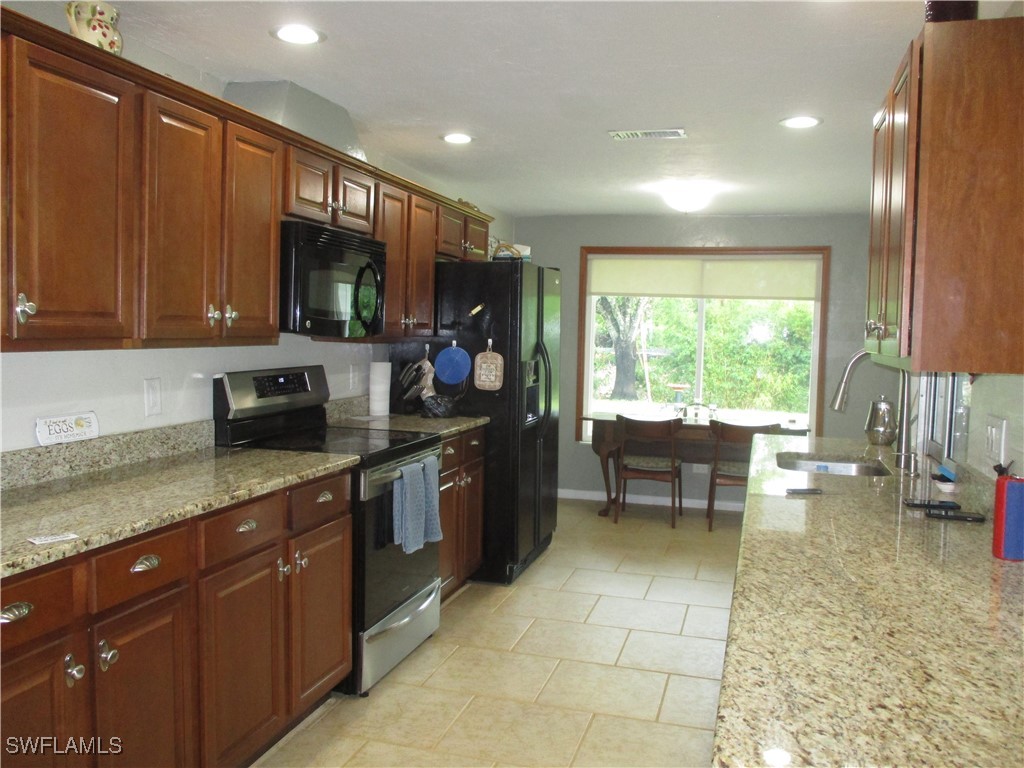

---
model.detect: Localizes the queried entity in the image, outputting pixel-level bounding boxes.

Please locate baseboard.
[556,488,745,513]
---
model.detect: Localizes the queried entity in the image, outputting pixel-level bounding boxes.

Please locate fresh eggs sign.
[35,412,99,446]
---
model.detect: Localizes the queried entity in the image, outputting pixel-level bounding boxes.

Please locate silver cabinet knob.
[277,557,292,581]
[444,447,456,455]
[0,601,33,624]
[97,639,120,672]
[15,293,37,325]
[207,304,223,327]
[64,654,86,687]
[224,305,240,327]
[294,550,310,574]
[865,319,884,339]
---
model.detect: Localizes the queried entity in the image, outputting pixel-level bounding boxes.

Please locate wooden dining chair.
[706,420,781,531]
[615,415,684,528]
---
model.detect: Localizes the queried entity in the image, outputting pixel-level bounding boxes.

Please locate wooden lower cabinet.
[288,516,352,714]
[438,430,486,600]
[198,544,288,768]
[0,632,92,768]
[91,587,195,768]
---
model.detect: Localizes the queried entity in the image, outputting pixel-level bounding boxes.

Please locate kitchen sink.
[775,451,892,477]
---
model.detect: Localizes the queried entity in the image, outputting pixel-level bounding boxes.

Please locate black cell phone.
[903,498,961,511]
[924,509,986,523]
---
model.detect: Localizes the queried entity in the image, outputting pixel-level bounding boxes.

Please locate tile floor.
[255,499,743,767]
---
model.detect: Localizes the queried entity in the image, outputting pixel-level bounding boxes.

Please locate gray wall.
[512,213,900,506]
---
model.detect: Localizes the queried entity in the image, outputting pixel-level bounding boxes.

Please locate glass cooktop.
[255,427,440,467]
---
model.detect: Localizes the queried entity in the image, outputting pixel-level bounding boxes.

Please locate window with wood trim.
[576,247,830,441]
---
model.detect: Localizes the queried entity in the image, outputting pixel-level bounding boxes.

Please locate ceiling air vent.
[608,128,687,141]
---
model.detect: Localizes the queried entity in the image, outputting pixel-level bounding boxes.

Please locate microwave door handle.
[353,261,384,332]
[354,263,370,331]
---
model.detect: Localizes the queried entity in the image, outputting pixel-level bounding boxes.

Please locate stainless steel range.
[213,365,442,695]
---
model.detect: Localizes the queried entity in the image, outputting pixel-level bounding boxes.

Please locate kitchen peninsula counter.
[0,447,358,578]
[712,435,1023,767]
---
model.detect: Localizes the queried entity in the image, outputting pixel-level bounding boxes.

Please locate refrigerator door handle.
[537,339,553,435]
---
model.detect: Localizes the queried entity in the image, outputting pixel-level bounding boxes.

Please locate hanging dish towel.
[393,457,442,554]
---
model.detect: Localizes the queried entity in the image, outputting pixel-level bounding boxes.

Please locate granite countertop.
[1,415,488,580]
[712,435,1023,767]
[0,448,358,579]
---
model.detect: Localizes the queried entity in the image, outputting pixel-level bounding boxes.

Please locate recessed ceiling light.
[443,133,472,144]
[780,116,822,129]
[272,24,324,45]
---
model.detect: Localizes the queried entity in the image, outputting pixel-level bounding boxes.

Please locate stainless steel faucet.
[829,349,916,473]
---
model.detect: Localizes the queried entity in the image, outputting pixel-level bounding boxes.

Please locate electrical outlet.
[984,414,1007,465]
[144,378,162,417]
[693,464,709,475]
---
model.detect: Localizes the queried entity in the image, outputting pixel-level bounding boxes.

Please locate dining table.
[587,416,807,516]
[588,416,721,516]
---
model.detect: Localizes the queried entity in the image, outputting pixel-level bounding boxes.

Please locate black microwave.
[280,220,386,338]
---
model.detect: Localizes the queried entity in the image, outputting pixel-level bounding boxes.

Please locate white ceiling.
[18,1,1019,218]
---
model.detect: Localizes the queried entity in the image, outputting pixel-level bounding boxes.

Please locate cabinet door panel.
[334,168,375,234]
[8,39,137,342]
[0,632,92,768]
[465,219,489,261]
[375,183,410,336]
[460,458,485,579]
[289,517,352,712]
[199,546,287,768]
[406,196,437,336]
[91,587,195,768]
[882,46,916,358]
[223,123,282,340]
[438,471,459,600]
[283,147,332,224]
[141,94,223,340]
[436,205,464,258]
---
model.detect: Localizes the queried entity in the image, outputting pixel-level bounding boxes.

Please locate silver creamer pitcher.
[865,395,897,446]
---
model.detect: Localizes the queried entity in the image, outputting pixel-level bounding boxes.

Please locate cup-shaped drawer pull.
[129,554,161,573]
[0,601,33,624]
[316,490,334,503]
[235,518,258,534]
[444,446,456,455]
[469,439,481,447]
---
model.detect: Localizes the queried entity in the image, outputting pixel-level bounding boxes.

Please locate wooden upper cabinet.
[375,182,411,336]
[284,146,375,234]
[910,18,1022,373]
[406,195,438,335]
[867,18,1022,373]
[5,38,139,345]
[865,41,918,358]
[140,93,223,340]
[376,184,435,336]
[436,205,465,259]
[283,147,332,224]
[437,204,489,260]
[334,167,375,234]
[222,123,283,340]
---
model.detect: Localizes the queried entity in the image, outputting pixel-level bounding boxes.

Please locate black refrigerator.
[432,260,560,584]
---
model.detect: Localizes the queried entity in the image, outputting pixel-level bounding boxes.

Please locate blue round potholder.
[434,345,471,385]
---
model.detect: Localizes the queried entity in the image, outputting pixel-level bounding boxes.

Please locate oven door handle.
[365,581,441,643]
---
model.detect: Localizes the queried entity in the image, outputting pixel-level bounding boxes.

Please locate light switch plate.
[144,377,162,417]
[984,414,1007,465]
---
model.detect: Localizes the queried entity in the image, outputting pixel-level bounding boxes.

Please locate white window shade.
[589,255,820,300]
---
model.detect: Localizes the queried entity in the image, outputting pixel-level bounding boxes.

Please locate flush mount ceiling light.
[443,133,472,144]
[272,24,324,45]
[643,180,730,213]
[780,115,822,129]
